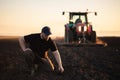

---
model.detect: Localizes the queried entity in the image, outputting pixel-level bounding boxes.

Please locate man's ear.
[40,33,43,39]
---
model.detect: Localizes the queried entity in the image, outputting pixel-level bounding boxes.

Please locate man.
[19,26,64,74]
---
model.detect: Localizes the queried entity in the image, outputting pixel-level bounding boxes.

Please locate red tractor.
[63,11,97,43]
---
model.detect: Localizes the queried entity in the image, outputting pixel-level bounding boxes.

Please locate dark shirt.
[24,33,57,58]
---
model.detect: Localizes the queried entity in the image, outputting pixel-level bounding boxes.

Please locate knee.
[23,50,34,61]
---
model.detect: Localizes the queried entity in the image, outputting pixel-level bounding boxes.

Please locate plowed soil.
[0,37,120,80]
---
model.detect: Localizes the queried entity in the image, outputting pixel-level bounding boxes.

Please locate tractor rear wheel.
[91,31,96,42]
[68,29,73,42]
[65,29,73,43]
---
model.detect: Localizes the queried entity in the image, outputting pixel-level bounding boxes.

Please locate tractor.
[63,11,97,44]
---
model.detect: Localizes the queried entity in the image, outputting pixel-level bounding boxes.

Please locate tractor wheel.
[65,29,73,43]
[68,29,73,42]
[65,28,68,42]
[85,32,91,41]
[91,31,96,42]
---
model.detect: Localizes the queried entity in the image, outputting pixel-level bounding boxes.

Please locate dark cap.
[42,26,52,35]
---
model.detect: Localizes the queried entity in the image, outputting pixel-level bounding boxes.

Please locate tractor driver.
[75,18,82,25]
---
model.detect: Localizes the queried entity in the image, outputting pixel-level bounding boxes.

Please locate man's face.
[42,33,49,41]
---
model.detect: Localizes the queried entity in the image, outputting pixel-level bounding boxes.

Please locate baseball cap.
[42,26,52,35]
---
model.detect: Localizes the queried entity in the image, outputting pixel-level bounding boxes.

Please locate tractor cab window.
[72,15,86,24]
[80,16,86,23]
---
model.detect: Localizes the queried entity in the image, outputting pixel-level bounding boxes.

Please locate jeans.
[23,50,54,73]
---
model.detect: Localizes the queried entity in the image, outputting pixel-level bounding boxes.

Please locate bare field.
[0,37,120,80]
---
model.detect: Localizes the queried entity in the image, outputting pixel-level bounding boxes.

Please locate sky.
[0,0,120,37]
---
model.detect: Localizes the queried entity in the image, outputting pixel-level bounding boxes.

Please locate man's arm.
[18,36,31,51]
[52,50,64,73]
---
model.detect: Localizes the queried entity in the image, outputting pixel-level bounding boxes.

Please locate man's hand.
[52,50,64,74]
[23,48,32,52]
[58,65,64,73]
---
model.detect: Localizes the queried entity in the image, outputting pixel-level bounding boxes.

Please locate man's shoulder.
[25,33,40,37]
[24,33,41,40]
[30,33,40,36]
[48,37,56,44]
[48,37,53,41]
